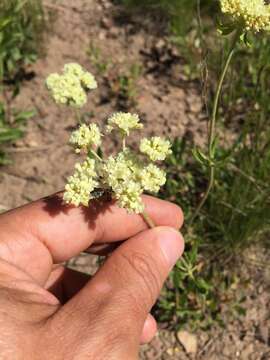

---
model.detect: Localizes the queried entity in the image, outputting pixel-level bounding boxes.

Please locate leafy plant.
[0,0,46,83]
[88,42,110,76]
[157,124,270,328]
[116,0,270,330]
[116,63,142,107]
[0,101,35,165]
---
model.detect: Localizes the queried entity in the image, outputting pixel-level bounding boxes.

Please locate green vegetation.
[0,0,45,83]
[116,63,142,107]
[0,0,45,165]
[0,102,35,164]
[157,128,270,329]
[88,42,110,76]
[119,0,270,329]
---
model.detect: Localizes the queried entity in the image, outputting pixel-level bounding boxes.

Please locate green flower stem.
[190,29,241,224]
[89,149,103,162]
[74,108,82,125]
[142,211,155,229]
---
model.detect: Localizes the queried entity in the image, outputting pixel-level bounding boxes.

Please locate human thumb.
[63,226,184,358]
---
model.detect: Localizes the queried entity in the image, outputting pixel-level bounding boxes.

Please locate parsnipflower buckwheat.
[70,124,102,153]
[46,63,97,108]
[140,137,172,162]
[46,63,171,216]
[63,158,99,207]
[141,164,166,193]
[106,112,143,136]
[220,0,270,32]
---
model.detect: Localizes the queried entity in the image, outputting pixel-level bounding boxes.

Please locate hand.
[0,194,184,359]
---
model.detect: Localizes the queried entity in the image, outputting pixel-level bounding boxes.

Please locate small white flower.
[106,112,143,136]
[140,137,172,162]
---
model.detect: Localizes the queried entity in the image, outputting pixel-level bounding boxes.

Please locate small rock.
[100,17,112,29]
[27,140,38,148]
[177,331,198,354]
[240,343,254,359]
[155,39,166,50]
[108,26,120,38]
[257,324,269,344]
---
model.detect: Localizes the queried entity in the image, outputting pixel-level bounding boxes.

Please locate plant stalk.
[142,211,155,229]
[190,29,241,224]
[90,149,103,162]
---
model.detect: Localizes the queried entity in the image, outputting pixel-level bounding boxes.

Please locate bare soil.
[0,0,269,359]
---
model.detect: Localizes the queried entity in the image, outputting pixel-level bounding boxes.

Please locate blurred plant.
[0,0,46,85]
[116,63,142,107]
[87,42,110,76]
[116,0,215,38]
[0,0,44,165]
[0,101,35,165]
[87,42,142,108]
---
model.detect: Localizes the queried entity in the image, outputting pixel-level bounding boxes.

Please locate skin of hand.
[0,193,184,360]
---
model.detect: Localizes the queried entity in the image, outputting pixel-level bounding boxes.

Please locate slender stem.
[190,29,241,225]
[74,108,82,124]
[142,211,155,229]
[209,30,240,148]
[191,166,215,224]
[90,149,103,162]
[122,137,126,151]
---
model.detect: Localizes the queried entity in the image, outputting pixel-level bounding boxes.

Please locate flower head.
[114,180,144,214]
[70,124,102,153]
[140,137,172,162]
[106,112,143,136]
[63,158,99,207]
[102,150,144,213]
[140,164,166,193]
[64,63,98,90]
[220,0,270,32]
[46,63,97,108]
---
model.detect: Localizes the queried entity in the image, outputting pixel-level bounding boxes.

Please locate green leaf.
[192,147,210,167]
[0,128,23,143]
[14,109,36,123]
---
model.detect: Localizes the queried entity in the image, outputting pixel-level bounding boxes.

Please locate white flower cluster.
[106,112,143,136]
[46,63,97,108]
[64,115,170,213]
[140,137,172,161]
[220,0,270,32]
[69,123,102,153]
[47,64,171,214]
[63,158,99,207]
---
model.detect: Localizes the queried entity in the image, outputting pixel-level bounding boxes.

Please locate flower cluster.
[63,158,99,207]
[106,112,143,136]
[64,116,170,213]
[46,64,170,214]
[69,123,102,153]
[140,137,172,162]
[220,0,270,32]
[46,63,97,107]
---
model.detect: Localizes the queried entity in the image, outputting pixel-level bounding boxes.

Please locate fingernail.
[156,227,184,268]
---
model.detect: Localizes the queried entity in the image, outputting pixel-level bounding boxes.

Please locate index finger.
[0,193,183,264]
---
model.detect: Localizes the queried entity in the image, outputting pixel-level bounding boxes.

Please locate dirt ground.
[0,0,269,358]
